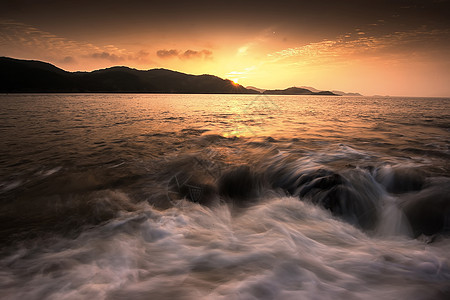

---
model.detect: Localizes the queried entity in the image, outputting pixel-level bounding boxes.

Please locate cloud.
[88,49,151,63]
[135,50,150,60]
[0,20,153,67]
[62,56,75,63]
[225,65,258,81]
[238,46,249,55]
[156,49,180,58]
[181,49,212,59]
[267,28,450,66]
[156,49,212,60]
[90,51,125,62]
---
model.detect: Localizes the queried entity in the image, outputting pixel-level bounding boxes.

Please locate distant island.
[1,57,341,95]
[299,86,362,96]
[263,87,337,96]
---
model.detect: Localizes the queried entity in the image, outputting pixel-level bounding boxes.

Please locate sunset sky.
[1,0,449,96]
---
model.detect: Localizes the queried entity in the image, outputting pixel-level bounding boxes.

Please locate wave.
[165,144,450,239]
[1,197,449,299]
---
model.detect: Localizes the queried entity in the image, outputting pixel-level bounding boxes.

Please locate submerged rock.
[218,166,260,202]
[167,173,217,205]
[300,171,379,230]
[375,166,425,194]
[328,185,379,230]
[298,171,343,197]
[270,167,337,195]
[270,167,379,230]
[399,182,450,237]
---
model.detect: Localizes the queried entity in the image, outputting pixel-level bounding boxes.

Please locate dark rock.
[399,184,450,237]
[269,167,336,195]
[269,166,379,230]
[298,172,343,197]
[375,166,425,194]
[329,185,378,230]
[167,174,217,206]
[218,166,259,201]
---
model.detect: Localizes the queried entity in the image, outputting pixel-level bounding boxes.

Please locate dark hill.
[0,57,75,92]
[263,87,338,96]
[0,57,258,94]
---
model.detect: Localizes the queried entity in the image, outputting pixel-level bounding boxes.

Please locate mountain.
[263,87,338,96]
[300,86,321,93]
[246,86,266,93]
[332,90,363,96]
[0,57,258,94]
[301,86,362,96]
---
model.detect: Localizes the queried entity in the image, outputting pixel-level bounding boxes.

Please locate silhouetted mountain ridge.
[296,86,361,96]
[0,57,257,94]
[1,57,342,95]
[263,87,337,96]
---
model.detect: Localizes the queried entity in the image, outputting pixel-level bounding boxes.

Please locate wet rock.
[167,174,217,205]
[331,185,378,230]
[271,167,379,230]
[178,182,217,205]
[399,184,450,237]
[298,171,343,197]
[375,166,425,194]
[270,168,338,195]
[218,166,259,201]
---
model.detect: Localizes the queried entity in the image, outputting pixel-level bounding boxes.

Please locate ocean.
[0,94,449,299]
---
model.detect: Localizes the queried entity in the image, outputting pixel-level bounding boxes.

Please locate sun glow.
[231,78,239,84]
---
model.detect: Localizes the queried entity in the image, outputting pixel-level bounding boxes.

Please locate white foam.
[0,180,22,192]
[376,195,413,237]
[1,196,449,299]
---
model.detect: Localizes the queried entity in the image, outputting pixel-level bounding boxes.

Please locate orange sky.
[1,0,449,96]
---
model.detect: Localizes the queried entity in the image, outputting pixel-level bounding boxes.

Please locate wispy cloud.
[0,20,152,66]
[89,51,126,62]
[267,28,450,66]
[156,49,212,60]
[87,49,150,63]
[225,66,257,80]
[156,49,180,58]
[182,49,212,60]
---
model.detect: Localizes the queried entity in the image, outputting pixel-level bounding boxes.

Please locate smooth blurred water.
[0,94,449,299]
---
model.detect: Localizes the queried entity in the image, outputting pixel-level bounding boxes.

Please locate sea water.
[0,94,449,299]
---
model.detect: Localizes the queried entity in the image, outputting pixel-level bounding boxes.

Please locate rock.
[375,166,425,194]
[271,167,379,230]
[298,171,343,197]
[399,184,450,237]
[218,166,259,201]
[167,173,217,205]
